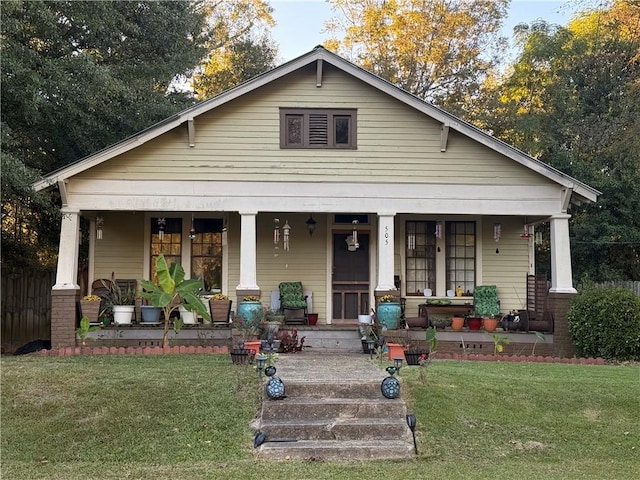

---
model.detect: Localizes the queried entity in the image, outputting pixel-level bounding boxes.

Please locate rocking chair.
[278,281,308,325]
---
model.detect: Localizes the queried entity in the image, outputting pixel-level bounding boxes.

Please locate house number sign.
[385,226,389,246]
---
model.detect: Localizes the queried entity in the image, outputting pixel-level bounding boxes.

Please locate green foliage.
[489,333,510,354]
[471,3,640,281]
[568,287,640,360]
[75,316,101,346]
[325,0,508,105]
[139,254,211,347]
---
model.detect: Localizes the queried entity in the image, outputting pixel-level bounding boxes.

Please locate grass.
[1,355,638,480]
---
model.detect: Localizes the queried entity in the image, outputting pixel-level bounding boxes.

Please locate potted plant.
[451,315,465,331]
[405,326,435,365]
[139,254,210,348]
[106,280,136,325]
[376,294,401,330]
[263,308,284,334]
[483,315,499,332]
[140,300,162,324]
[237,295,263,332]
[231,303,263,355]
[209,293,232,324]
[80,294,102,324]
[466,313,483,330]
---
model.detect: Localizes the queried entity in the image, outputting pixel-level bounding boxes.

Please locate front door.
[332,232,369,321]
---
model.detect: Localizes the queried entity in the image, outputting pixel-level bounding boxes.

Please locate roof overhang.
[33,46,600,205]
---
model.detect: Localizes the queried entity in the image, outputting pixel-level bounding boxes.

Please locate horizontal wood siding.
[481,217,529,312]
[77,64,552,188]
[93,212,145,283]
[256,214,327,321]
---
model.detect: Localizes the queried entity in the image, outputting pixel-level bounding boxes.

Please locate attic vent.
[280,108,357,149]
[309,114,328,145]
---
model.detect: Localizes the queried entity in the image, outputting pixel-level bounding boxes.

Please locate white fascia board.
[65,179,565,216]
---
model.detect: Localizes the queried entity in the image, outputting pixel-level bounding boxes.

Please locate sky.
[269,0,584,62]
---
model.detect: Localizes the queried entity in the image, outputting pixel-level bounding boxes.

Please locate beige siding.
[78,64,553,188]
[93,212,145,283]
[212,213,329,323]
[480,217,529,313]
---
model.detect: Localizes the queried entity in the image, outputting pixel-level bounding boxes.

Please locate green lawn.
[1,355,638,480]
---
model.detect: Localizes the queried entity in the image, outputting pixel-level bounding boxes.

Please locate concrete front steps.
[256,372,415,461]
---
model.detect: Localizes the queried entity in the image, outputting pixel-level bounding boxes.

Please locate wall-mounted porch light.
[305,215,317,236]
[95,217,104,240]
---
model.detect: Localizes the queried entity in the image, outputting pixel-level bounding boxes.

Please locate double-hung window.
[446,221,476,294]
[280,108,357,149]
[406,221,437,295]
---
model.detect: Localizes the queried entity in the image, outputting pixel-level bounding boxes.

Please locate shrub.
[568,287,640,360]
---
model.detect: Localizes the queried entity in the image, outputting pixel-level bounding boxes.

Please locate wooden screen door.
[332,232,370,321]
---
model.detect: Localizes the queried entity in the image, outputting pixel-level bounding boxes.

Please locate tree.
[193,36,278,99]
[1,0,212,268]
[193,0,276,98]
[471,1,640,281]
[324,0,508,108]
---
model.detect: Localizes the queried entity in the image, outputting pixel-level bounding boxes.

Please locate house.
[34,46,599,354]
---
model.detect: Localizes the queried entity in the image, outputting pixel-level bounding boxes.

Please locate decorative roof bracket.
[316,59,323,87]
[440,123,450,152]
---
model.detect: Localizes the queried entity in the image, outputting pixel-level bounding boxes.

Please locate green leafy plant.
[489,333,510,355]
[139,254,211,348]
[531,331,546,356]
[418,326,438,383]
[568,286,640,360]
[76,316,100,346]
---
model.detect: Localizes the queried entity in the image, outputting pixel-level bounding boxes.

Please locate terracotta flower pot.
[483,317,498,332]
[451,316,464,331]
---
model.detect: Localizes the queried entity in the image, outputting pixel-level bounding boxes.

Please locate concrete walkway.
[273,351,389,382]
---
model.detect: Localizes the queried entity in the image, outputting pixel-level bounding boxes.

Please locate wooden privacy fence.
[1,269,55,353]
[591,281,640,296]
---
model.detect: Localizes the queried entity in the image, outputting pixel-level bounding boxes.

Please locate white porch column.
[53,208,80,290]
[549,213,577,293]
[375,212,397,292]
[237,211,259,290]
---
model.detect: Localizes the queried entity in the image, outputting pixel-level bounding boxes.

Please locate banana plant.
[139,254,211,348]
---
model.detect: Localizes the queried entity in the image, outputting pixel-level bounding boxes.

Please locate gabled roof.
[34,46,599,204]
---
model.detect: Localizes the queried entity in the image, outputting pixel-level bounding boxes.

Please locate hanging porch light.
[189,214,196,240]
[95,217,104,240]
[346,219,359,251]
[157,218,166,241]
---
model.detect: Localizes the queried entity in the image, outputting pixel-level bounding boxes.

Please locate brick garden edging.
[38,345,229,356]
[431,352,607,364]
[33,346,606,364]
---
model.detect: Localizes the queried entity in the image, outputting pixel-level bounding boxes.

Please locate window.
[150,218,182,281]
[406,221,437,295]
[190,218,223,292]
[280,108,357,149]
[446,221,476,294]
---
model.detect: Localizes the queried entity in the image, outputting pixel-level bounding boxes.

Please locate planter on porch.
[451,316,465,331]
[386,343,406,361]
[210,299,232,324]
[483,317,499,332]
[376,300,401,330]
[237,300,263,330]
[467,316,483,330]
[140,305,162,323]
[179,305,198,324]
[113,305,134,325]
[80,296,101,324]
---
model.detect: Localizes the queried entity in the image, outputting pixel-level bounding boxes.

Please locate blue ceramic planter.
[377,302,401,329]
[237,301,263,328]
